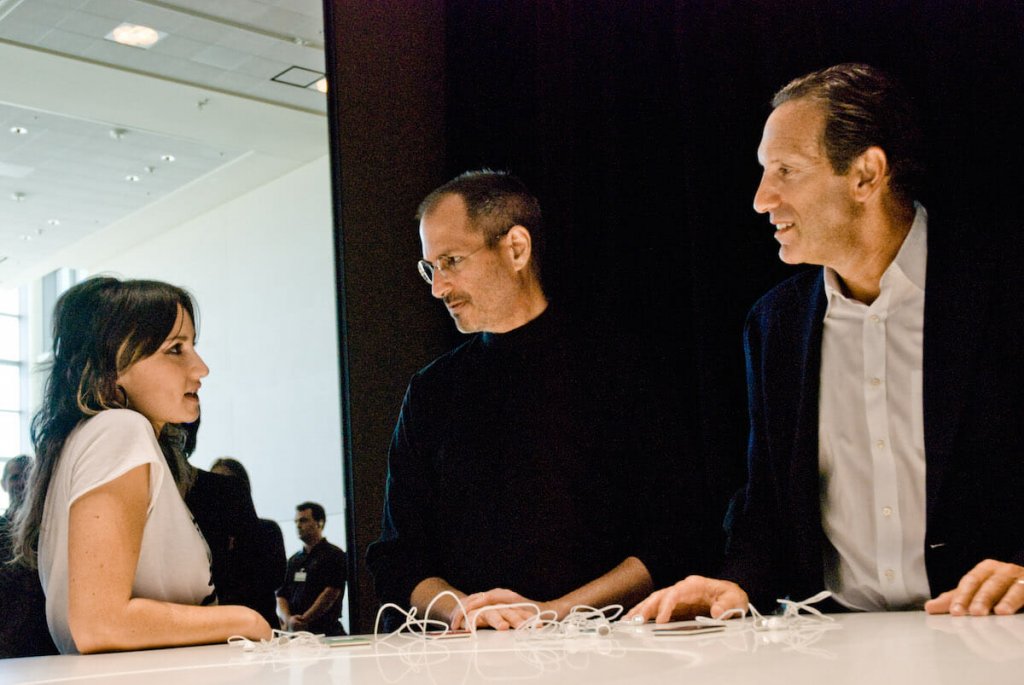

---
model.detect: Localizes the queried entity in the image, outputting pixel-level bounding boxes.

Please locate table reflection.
[924,613,1024,663]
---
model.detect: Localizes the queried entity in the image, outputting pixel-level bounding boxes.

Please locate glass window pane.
[0,413,19,460]
[0,288,17,315]
[0,366,18,411]
[0,315,19,361]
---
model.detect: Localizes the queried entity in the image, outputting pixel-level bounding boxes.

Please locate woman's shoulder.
[66,410,160,462]
[75,409,153,436]
[54,410,164,507]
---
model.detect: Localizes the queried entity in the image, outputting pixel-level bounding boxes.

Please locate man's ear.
[849,146,889,202]
[505,225,532,271]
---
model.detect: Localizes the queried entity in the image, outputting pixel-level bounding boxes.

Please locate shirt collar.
[890,202,928,292]
[480,304,554,350]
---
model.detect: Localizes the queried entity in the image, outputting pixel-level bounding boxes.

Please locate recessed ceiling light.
[105,23,165,49]
[310,78,328,93]
[125,174,140,182]
[10,126,27,135]
[161,154,176,162]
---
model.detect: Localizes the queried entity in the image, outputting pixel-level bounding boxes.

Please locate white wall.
[88,155,344,561]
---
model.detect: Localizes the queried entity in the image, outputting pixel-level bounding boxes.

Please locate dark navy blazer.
[722,215,1024,609]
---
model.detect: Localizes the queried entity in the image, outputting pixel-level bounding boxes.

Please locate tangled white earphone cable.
[227,628,326,655]
[373,591,624,642]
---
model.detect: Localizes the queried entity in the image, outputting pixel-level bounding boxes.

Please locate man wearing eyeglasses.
[367,169,688,631]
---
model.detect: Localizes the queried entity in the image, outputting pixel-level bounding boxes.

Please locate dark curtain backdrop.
[327,0,1024,632]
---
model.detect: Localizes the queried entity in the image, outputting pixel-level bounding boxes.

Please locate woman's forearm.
[70,599,270,654]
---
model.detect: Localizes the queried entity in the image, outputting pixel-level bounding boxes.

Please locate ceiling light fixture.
[11,192,25,202]
[125,174,140,182]
[10,126,27,135]
[47,219,60,226]
[106,23,165,49]
[161,154,176,162]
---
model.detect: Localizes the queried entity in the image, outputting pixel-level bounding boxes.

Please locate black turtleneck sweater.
[368,307,688,613]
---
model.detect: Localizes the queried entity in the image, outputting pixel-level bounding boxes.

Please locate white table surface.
[3,611,1023,685]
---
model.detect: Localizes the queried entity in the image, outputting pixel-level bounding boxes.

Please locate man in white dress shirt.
[628,62,1024,622]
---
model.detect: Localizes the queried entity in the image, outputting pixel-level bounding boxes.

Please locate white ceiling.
[0,0,329,286]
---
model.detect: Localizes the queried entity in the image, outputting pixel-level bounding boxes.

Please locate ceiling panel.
[0,101,247,263]
[0,0,329,285]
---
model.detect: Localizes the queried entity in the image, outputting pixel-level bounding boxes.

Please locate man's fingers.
[628,577,746,624]
[623,600,645,621]
[934,560,1024,616]
[460,593,490,612]
[502,607,537,629]
[626,589,666,622]
[967,573,1015,616]
[624,592,652,620]
[924,590,954,614]
[928,579,1024,617]
[458,591,504,624]
[949,567,986,615]
[475,609,509,630]
[478,606,535,630]
[994,579,1024,616]
[709,583,749,619]
[655,590,680,624]
[461,590,541,631]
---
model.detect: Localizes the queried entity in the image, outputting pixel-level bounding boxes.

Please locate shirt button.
[884,569,895,581]
[882,506,893,517]
[869,377,882,386]
[875,440,885,449]
[870,314,881,323]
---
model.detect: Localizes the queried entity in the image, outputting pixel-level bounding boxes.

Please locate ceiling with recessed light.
[0,0,329,285]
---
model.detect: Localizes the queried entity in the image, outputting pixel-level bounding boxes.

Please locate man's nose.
[752,174,778,214]
[430,270,452,299]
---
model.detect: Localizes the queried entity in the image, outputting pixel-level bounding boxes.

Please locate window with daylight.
[0,285,25,513]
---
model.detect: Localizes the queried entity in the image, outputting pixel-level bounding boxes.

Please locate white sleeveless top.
[38,410,215,654]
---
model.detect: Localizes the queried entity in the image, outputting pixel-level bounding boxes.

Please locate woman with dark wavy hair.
[10,276,270,654]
